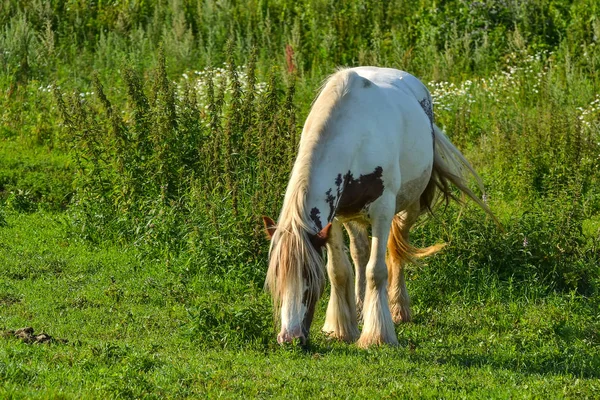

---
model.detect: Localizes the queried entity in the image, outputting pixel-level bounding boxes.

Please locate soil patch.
[2,327,67,344]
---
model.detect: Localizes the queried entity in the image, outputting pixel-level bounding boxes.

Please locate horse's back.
[333,67,435,186]
[304,67,435,222]
[351,67,432,105]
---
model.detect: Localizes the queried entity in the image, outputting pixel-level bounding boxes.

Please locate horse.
[262,67,496,348]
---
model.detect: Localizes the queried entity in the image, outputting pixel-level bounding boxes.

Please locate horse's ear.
[311,223,332,249]
[262,216,277,240]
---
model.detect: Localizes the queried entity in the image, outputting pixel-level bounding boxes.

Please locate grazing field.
[1,0,599,398]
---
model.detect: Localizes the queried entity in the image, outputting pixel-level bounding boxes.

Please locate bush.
[54,46,298,275]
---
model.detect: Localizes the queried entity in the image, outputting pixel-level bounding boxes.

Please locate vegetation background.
[0,0,599,397]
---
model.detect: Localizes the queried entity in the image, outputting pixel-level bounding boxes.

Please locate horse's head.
[263,216,331,345]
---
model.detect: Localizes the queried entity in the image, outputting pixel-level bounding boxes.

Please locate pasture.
[1,1,599,397]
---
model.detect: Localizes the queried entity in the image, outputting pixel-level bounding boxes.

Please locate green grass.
[0,140,72,210]
[1,212,598,398]
[1,0,599,397]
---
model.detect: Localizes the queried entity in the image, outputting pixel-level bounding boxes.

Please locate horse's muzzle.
[277,327,307,345]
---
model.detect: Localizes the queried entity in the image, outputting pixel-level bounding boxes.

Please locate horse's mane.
[265,68,357,317]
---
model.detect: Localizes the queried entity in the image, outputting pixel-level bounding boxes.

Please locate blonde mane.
[265,68,357,317]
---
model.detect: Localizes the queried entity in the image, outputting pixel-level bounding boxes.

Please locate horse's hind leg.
[343,221,370,318]
[387,201,444,324]
[322,221,359,342]
[387,202,420,323]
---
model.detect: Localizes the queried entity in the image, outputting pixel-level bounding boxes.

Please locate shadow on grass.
[278,324,600,379]
[296,333,600,379]
[441,352,600,379]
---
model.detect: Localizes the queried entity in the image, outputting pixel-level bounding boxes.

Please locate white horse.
[262,67,495,348]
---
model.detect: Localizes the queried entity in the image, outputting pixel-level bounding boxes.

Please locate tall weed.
[54,47,298,279]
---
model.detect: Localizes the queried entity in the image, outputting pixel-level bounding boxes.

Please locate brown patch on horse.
[309,207,323,231]
[337,167,385,216]
[419,97,435,145]
[419,97,434,124]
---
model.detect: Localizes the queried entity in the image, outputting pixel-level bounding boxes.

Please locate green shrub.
[53,47,297,273]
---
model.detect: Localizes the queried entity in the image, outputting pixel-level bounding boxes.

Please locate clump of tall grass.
[54,46,298,280]
[4,1,600,89]
[183,288,274,349]
[414,49,600,299]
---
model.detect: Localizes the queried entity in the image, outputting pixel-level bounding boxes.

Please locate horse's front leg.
[322,221,360,342]
[356,194,398,348]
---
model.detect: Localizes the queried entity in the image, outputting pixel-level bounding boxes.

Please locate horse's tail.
[387,214,446,264]
[420,124,501,227]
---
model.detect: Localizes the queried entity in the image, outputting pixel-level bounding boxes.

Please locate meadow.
[1,0,599,398]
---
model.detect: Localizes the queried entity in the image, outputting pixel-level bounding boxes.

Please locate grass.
[1,0,599,397]
[1,212,598,398]
[0,140,72,210]
[2,346,597,398]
